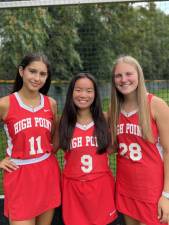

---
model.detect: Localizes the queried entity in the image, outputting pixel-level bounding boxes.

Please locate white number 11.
[29,136,43,155]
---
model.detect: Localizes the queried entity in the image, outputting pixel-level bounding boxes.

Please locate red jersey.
[3,92,61,220]
[3,92,54,159]
[63,122,111,180]
[62,122,117,225]
[116,94,164,202]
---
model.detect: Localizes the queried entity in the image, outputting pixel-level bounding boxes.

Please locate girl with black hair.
[0,53,61,225]
[59,73,117,225]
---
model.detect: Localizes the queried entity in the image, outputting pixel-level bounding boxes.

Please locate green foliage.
[0,129,7,195]
[77,5,115,79]
[0,8,50,78]
[0,3,169,80]
[45,6,82,79]
[102,97,109,111]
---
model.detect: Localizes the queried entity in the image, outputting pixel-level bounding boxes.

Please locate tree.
[77,4,116,80]
[0,7,50,78]
[46,6,82,80]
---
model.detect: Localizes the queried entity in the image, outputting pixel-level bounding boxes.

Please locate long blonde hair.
[109,55,153,146]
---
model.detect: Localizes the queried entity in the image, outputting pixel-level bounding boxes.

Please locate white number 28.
[119,143,142,161]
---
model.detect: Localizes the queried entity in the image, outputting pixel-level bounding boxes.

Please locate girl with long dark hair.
[59,73,117,225]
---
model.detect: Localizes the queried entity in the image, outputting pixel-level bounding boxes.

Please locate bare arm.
[48,97,60,152]
[0,96,19,171]
[152,96,169,223]
[0,96,10,121]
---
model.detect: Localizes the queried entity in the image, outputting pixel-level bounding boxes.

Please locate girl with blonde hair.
[110,55,169,225]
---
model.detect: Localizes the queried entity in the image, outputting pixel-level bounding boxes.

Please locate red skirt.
[62,172,117,225]
[116,193,167,225]
[3,154,61,220]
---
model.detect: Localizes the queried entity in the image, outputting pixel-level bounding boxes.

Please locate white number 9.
[81,154,93,173]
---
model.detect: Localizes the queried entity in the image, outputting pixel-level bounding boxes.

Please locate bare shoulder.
[151,95,169,152]
[48,96,57,105]
[0,95,10,120]
[151,95,169,120]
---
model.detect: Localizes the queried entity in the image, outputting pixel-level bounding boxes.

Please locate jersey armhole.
[2,95,11,122]
[147,93,155,121]
[45,96,56,119]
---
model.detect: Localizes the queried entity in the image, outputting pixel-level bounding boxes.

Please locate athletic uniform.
[62,122,117,225]
[116,94,167,225]
[3,92,61,220]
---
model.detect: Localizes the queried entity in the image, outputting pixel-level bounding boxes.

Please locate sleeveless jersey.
[3,92,54,159]
[62,122,117,225]
[116,94,164,202]
[63,122,111,181]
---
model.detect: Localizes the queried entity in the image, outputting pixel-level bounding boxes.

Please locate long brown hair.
[110,55,153,146]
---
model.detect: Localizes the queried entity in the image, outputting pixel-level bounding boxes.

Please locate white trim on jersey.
[10,152,51,165]
[121,109,138,117]
[4,124,13,156]
[76,121,94,130]
[14,92,44,112]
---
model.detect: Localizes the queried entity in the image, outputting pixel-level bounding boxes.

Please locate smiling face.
[73,77,95,111]
[19,60,48,93]
[114,62,139,96]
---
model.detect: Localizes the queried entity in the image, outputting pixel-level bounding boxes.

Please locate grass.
[0,128,7,195]
[150,89,169,104]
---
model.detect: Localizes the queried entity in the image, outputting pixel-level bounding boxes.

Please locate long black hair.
[12,52,51,95]
[59,72,111,154]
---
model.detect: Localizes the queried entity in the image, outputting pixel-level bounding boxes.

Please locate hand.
[0,157,19,172]
[158,195,169,224]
